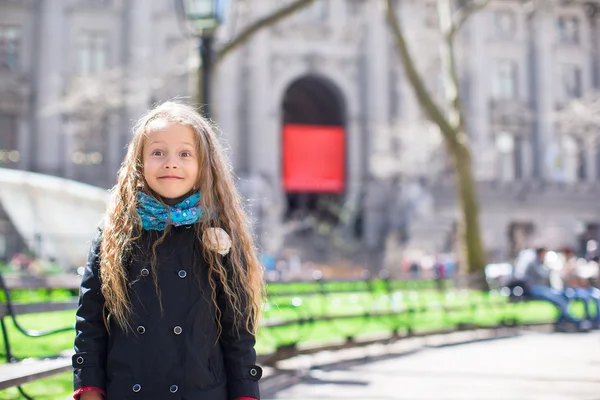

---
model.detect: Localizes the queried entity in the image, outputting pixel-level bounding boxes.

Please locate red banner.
[283,124,345,193]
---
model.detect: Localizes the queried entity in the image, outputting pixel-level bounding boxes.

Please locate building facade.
[0,0,186,188]
[2,0,600,265]
[215,0,600,261]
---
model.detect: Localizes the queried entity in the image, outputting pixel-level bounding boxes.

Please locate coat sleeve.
[73,230,108,391]
[217,254,262,400]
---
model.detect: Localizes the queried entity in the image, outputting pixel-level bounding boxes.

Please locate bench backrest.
[0,274,82,319]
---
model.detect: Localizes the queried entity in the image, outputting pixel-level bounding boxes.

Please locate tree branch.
[438,0,466,135]
[385,0,457,142]
[448,0,491,39]
[214,0,316,66]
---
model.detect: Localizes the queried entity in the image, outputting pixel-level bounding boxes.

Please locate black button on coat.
[73,227,262,399]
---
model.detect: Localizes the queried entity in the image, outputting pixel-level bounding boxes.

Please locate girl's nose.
[164,155,179,169]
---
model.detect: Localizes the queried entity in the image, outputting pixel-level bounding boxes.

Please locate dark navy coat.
[73,226,262,399]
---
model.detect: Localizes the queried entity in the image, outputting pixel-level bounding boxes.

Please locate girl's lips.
[158,176,183,180]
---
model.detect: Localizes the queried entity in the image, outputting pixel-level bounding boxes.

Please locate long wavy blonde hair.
[99,101,264,336]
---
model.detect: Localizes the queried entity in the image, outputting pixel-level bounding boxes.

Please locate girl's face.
[142,122,199,201]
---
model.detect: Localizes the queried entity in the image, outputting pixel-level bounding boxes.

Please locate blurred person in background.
[523,247,590,332]
[561,248,600,329]
[409,260,420,279]
[585,240,599,261]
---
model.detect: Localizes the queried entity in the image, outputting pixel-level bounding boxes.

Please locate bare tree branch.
[448,0,491,39]
[385,0,457,142]
[214,0,316,66]
[438,0,466,135]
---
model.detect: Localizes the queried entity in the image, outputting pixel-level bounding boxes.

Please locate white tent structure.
[0,168,109,269]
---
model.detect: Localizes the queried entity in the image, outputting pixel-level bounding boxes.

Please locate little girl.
[73,102,264,400]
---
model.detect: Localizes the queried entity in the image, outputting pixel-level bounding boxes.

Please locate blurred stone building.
[2,0,600,264]
[216,0,600,262]
[0,0,187,188]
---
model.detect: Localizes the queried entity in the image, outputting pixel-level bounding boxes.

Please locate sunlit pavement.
[263,330,600,400]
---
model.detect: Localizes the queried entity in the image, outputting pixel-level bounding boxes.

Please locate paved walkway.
[263,331,600,400]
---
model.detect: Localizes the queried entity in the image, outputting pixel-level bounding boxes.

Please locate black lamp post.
[178,0,227,119]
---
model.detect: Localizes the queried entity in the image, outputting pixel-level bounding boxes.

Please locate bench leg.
[17,386,35,400]
[0,318,16,363]
[1,319,36,399]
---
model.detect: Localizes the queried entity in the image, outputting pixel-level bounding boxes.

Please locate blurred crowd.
[502,242,600,332]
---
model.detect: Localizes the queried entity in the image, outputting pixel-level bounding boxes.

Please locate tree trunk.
[448,139,486,275]
[385,0,488,275]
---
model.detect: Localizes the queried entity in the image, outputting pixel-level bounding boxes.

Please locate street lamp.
[178,0,228,119]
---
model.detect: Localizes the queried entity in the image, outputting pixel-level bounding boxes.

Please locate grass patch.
[0,372,72,400]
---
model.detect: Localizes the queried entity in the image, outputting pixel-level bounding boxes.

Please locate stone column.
[365,1,390,172]
[247,4,273,181]
[127,0,153,122]
[587,4,600,90]
[245,3,274,248]
[16,116,29,171]
[586,138,596,181]
[214,48,242,170]
[468,9,492,181]
[34,0,66,176]
[586,5,600,181]
[363,1,391,255]
[521,137,533,179]
[529,7,555,180]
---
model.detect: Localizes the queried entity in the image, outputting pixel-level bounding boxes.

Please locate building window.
[77,31,109,74]
[0,114,19,165]
[493,10,516,39]
[562,135,586,183]
[561,64,582,100]
[492,60,518,100]
[558,16,580,45]
[0,26,20,72]
[496,132,515,182]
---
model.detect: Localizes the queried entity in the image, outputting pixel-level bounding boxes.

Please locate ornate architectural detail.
[271,23,331,41]
[489,99,533,132]
[336,57,358,83]
[304,52,326,72]
[270,53,297,82]
[340,24,366,44]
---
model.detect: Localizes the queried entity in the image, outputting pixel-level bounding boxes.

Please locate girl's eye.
[181,152,191,157]
[152,150,164,156]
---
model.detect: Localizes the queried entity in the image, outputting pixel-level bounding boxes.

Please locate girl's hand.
[80,392,104,400]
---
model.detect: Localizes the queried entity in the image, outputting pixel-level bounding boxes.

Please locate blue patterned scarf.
[137,192,208,231]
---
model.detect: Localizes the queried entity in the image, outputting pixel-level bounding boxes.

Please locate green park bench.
[0,272,80,398]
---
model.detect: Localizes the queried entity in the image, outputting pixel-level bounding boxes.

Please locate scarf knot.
[137,192,208,231]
